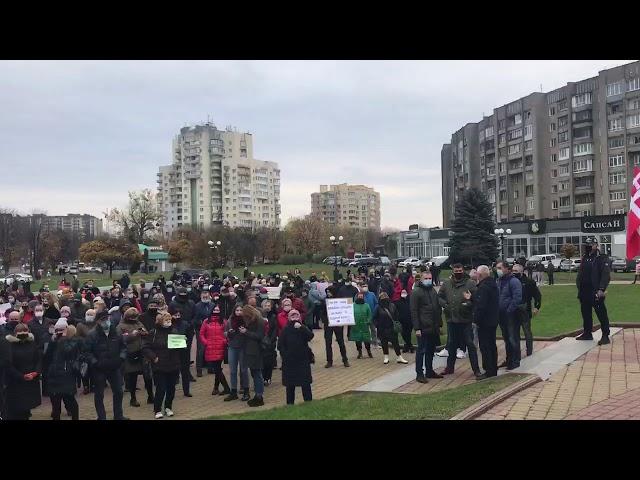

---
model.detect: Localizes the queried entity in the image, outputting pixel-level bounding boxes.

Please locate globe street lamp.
[208,240,221,272]
[493,228,512,260]
[330,235,344,282]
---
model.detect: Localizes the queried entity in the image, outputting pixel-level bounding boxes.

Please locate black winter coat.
[374,302,397,334]
[279,323,314,386]
[242,317,265,370]
[142,326,182,373]
[518,275,542,315]
[576,252,611,296]
[170,297,196,326]
[83,326,126,373]
[473,277,499,328]
[44,336,81,396]
[29,317,53,351]
[410,284,442,335]
[393,298,411,327]
[5,333,42,411]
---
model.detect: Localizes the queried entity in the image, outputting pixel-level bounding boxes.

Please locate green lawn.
[210,374,526,420]
[543,271,635,284]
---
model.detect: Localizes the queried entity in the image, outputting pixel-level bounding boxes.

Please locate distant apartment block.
[157,123,281,237]
[42,214,103,238]
[311,183,381,230]
[442,61,640,227]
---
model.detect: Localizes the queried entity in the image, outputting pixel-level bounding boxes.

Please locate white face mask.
[85,316,95,323]
[401,293,408,298]
[35,311,44,318]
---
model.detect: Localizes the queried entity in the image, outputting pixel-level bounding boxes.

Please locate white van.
[527,254,562,268]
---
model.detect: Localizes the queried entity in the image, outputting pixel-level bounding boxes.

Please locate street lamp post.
[330,235,344,282]
[493,228,512,260]
[207,240,221,273]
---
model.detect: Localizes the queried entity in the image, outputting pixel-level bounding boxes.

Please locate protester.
[437,264,481,377]
[321,287,349,368]
[116,307,152,407]
[199,304,230,396]
[0,332,10,419]
[167,305,193,397]
[240,305,265,407]
[576,237,611,345]
[279,308,314,405]
[496,261,523,370]
[547,262,555,286]
[4,323,42,420]
[350,291,373,359]
[375,292,408,365]
[394,288,414,353]
[410,270,443,382]
[473,266,499,378]
[361,281,380,348]
[83,310,128,420]
[170,287,196,382]
[224,305,249,401]
[193,289,215,377]
[44,319,81,420]
[512,264,542,357]
[261,299,279,384]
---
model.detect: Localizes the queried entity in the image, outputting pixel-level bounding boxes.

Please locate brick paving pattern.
[477,328,640,420]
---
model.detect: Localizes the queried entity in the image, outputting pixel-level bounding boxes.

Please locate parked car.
[430,256,450,267]
[391,257,408,266]
[560,258,582,272]
[398,257,420,267]
[348,257,382,268]
[611,257,638,273]
[379,256,391,267]
[68,266,79,274]
[526,254,562,269]
[89,266,104,274]
[0,273,34,285]
[323,256,343,265]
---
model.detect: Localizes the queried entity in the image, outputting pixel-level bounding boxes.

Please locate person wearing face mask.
[512,264,541,357]
[83,309,128,420]
[495,261,523,371]
[42,293,61,322]
[576,237,611,344]
[167,305,194,397]
[411,271,443,382]
[260,299,279,385]
[199,304,230,396]
[141,301,160,332]
[170,287,196,382]
[218,287,236,321]
[4,311,21,336]
[394,288,414,353]
[76,309,97,394]
[69,293,88,325]
[44,319,81,420]
[108,286,123,310]
[279,308,314,405]
[142,311,181,419]
[117,308,152,407]
[350,292,373,359]
[19,299,38,324]
[277,298,293,338]
[320,287,350,369]
[359,282,380,348]
[437,264,481,377]
[224,305,250,401]
[5,323,42,420]
[375,292,408,365]
[193,290,215,377]
[240,305,266,407]
[29,303,53,352]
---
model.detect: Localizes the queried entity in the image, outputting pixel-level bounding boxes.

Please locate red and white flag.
[627,166,640,259]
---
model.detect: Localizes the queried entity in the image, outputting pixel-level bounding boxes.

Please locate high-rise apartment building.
[41,214,103,238]
[442,61,640,227]
[311,184,381,230]
[157,124,281,237]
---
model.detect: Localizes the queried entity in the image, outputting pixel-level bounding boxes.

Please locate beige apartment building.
[311,184,381,229]
[442,60,640,227]
[157,123,281,237]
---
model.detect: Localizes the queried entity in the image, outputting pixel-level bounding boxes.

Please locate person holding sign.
[167,305,193,398]
[142,311,182,419]
[321,288,349,368]
[349,292,373,359]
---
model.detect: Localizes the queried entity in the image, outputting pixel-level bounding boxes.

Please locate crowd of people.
[0,236,613,420]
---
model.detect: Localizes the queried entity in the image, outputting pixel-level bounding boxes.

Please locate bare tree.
[0,208,20,275]
[106,189,162,244]
[25,212,46,275]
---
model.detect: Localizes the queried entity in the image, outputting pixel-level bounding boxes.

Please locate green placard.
[167,334,187,349]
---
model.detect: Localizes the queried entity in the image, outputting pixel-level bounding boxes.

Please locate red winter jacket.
[277,310,289,337]
[391,278,403,302]
[407,275,415,294]
[199,316,228,362]
[292,297,307,320]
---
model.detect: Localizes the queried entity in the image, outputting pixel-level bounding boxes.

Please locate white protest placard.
[326,298,355,327]
[0,302,11,324]
[265,286,282,300]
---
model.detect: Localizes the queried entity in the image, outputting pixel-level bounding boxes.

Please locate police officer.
[576,237,611,345]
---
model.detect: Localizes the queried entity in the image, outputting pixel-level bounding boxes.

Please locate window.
[499,162,506,173]
[632,152,640,165]
[508,144,521,155]
[513,190,519,199]
[560,196,571,207]
[524,124,533,140]
[630,78,640,92]
[608,118,623,132]
[559,147,570,160]
[559,181,570,191]
[552,200,559,210]
[524,140,532,151]
[573,143,593,156]
[610,191,626,201]
[631,135,640,145]
[558,116,568,127]
[525,155,533,167]
[609,172,626,185]
[610,102,623,114]
[485,126,494,137]
[549,106,556,116]
[558,131,569,143]
[575,177,592,189]
[514,114,522,125]
[526,185,534,196]
[527,199,535,210]
[629,98,640,110]
[573,126,592,139]
[498,119,505,130]
[572,92,592,107]
[627,113,640,129]
[575,194,594,205]
[552,184,558,193]
[607,81,624,97]
[559,165,570,176]
[550,138,557,147]
[614,208,626,214]
[499,190,507,201]
[511,174,520,184]
[609,136,625,149]
[573,158,593,172]
[514,204,520,214]
[609,154,625,167]
[499,134,506,145]
[549,122,557,132]
[551,169,558,178]
[573,109,592,122]
[508,128,523,140]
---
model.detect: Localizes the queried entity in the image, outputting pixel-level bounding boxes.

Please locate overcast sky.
[0,60,633,230]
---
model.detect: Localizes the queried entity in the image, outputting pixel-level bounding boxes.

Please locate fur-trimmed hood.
[6,332,35,343]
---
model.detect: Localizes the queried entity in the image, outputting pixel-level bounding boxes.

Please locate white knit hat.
[54,318,68,329]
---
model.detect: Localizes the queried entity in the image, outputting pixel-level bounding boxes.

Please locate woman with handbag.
[279,308,314,405]
[375,292,408,365]
[116,307,153,407]
[199,304,230,396]
[43,319,81,420]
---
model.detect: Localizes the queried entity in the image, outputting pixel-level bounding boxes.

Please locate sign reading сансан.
[580,214,625,233]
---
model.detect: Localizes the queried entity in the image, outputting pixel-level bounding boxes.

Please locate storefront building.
[394,227,452,259]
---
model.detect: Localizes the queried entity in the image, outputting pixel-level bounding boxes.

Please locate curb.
[450,374,541,421]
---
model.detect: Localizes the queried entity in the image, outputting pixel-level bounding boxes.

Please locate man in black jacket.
[410,270,443,382]
[473,265,499,379]
[83,311,128,420]
[0,333,11,419]
[170,287,196,382]
[576,237,611,345]
[512,264,542,357]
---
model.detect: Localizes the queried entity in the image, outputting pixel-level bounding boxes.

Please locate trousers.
[580,296,610,337]
[93,369,124,420]
[477,325,498,376]
[51,393,79,420]
[521,311,534,356]
[446,323,480,373]
[125,369,154,400]
[415,332,438,376]
[379,329,401,356]
[153,370,178,413]
[324,325,348,363]
[286,383,312,404]
[227,346,249,390]
[499,310,521,367]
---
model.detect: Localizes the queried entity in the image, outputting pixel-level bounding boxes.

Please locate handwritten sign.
[265,286,282,300]
[167,334,187,349]
[0,303,11,324]
[326,298,355,327]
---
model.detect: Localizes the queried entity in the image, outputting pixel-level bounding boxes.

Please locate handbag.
[383,307,402,335]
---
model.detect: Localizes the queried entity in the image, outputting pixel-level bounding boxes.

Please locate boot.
[575,332,593,341]
[598,335,610,346]
[383,354,389,365]
[439,367,454,375]
[324,361,333,368]
[130,396,141,407]
[241,388,250,401]
[396,355,408,364]
[426,371,444,379]
[223,389,238,401]
[402,345,409,353]
[247,395,264,407]
[367,347,373,358]
[146,395,154,405]
[416,375,428,384]
[357,350,363,359]
[196,368,203,378]
[343,359,350,367]
[219,376,231,395]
